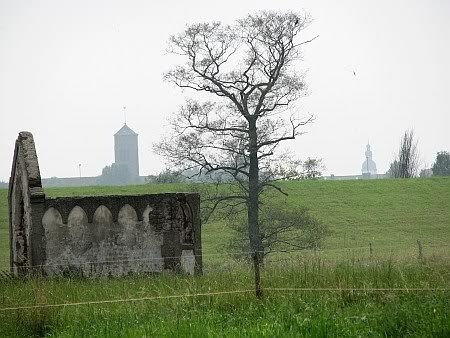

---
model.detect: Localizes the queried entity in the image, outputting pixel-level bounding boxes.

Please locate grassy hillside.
[280,177,450,258]
[1,177,449,269]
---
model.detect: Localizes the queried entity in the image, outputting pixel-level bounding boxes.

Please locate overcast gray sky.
[1,0,449,181]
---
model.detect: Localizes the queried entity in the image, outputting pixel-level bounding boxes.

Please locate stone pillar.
[8,132,46,276]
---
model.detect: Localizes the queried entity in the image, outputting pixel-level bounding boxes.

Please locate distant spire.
[122,106,127,125]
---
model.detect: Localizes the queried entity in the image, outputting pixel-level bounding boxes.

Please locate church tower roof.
[114,123,138,136]
[365,143,373,159]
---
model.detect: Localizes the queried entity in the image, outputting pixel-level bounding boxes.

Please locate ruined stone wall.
[8,132,202,277]
[41,193,201,276]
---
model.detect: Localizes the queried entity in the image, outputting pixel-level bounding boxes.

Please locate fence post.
[417,240,423,260]
[369,242,373,259]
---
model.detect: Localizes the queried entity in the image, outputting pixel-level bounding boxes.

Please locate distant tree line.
[146,168,186,184]
[147,157,325,185]
[431,151,450,176]
[98,163,131,185]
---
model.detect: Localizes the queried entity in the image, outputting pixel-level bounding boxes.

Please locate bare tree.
[302,157,324,179]
[389,130,419,178]
[155,11,318,298]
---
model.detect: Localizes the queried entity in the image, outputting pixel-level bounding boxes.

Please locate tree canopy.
[432,151,450,176]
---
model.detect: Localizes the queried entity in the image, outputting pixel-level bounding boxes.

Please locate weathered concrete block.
[8,132,202,277]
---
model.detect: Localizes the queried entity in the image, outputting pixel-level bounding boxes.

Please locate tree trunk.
[248,119,263,299]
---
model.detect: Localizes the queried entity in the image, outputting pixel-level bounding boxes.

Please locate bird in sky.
[345,66,357,77]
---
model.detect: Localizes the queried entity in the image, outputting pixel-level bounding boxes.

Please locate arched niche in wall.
[42,207,67,259]
[118,204,138,227]
[67,206,90,255]
[142,204,163,247]
[175,202,193,245]
[117,204,138,247]
[142,205,153,226]
[92,205,113,242]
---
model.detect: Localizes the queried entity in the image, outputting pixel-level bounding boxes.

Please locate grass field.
[1,177,449,267]
[0,258,449,337]
[0,177,449,336]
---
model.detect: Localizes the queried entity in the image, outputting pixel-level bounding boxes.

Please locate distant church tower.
[361,143,377,177]
[114,123,139,182]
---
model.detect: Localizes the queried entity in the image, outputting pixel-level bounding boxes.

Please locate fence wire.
[0,242,448,270]
[0,287,448,312]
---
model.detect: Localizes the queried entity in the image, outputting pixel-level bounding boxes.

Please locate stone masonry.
[8,132,202,277]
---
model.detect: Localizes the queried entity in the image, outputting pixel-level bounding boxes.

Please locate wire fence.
[0,241,448,270]
[0,287,448,312]
[0,241,448,312]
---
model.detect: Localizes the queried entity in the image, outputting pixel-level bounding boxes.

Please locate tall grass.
[0,257,448,337]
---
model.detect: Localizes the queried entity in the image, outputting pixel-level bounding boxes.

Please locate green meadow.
[2,177,448,267]
[0,177,449,336]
